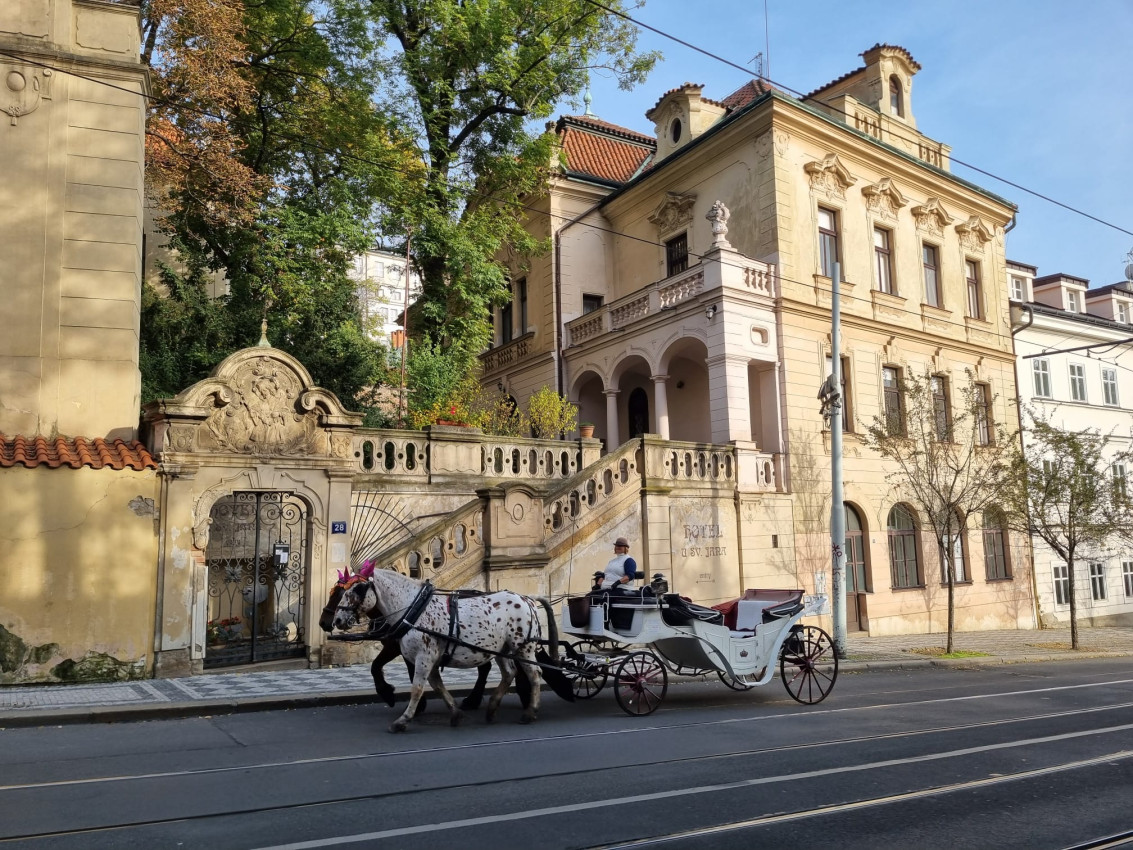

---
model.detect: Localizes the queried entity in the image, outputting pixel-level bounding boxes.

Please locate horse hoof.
[450,710,466,728]
[388,721,408,733]
[375,686,396,708]
[517,714,535,725]
[459,696,483,711]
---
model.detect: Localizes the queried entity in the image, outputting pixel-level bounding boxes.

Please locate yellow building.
[483,45,1036,634]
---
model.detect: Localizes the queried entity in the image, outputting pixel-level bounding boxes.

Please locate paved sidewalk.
[3,626,1132,728]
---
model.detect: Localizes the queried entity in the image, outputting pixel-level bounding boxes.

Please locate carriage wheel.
[614,651,668,716]
[779,625,839,704]
[565,640,609,699]
[716,670,762,691]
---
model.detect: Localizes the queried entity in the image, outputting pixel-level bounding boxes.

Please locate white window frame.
[1118,302,1129,324]
[1114,462,1128,500]
[1069,363,1087,402]
[1123,561,1133,598]
[1010,276,1025,302]
[1089,561,1107,602]
[1032,359,1052,398]
[1067,290,1080,312]
[1103,367,1120,407]
[1053,564,1069,605]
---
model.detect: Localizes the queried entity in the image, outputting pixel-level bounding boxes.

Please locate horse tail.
[536,597,559,662]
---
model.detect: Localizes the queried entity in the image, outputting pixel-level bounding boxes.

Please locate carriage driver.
[600,537,638,593]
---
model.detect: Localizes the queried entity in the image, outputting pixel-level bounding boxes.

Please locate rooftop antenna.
[1124,247,1133,284]
[749,52,763,79]
[763,0,770,79]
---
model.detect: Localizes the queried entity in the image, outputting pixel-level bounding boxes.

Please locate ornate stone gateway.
[204,492,308,668]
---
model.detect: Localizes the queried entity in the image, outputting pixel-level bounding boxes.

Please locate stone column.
[604,389,620,449]
[706,353,752,443]
[651,375,670,440]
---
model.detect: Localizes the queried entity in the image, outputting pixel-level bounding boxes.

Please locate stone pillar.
[706,353,752,443]
[604,389,620,449]
[652,375,670,440]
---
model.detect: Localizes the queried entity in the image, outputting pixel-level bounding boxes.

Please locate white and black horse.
[330,569,558,732]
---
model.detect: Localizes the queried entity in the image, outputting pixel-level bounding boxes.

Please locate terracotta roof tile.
[0,434,157,471]
[720,78,775,110]
[557,115,655,185]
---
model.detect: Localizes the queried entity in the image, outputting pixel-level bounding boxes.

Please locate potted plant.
[207,616,243,645]
[579,422,595,439]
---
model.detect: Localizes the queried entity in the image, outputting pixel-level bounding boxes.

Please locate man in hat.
[600,537,638,592]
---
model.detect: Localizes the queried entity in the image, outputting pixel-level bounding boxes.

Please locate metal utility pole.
[397,235,412,429]
[818,262,847,659]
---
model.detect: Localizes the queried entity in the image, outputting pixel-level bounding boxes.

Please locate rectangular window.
[983,525,1009,580]
[1032,359,1052,398]
[1090,562,1107,601]
[922,244,941,308]
[818,208,839,278]
[1010,276,1025,302]
[940,524,966,583]
[965,260,983,319]
[1123,561,1133,598]
[517,278,528,334]
[873,227,893,294]
[1067,290,1079,312]
[1053,564,1069,605]
[975,383,992,445]
[1069,363,1087,402]
[1103,367,1119,406]
[582,293,604,314]
[1119,302,1129,324]
[882,366,904,435]
[931,375,951,441]
[825,355,853,432]
[500,301,513,345]
[665,232,689,276]
[1113,462,1128,501]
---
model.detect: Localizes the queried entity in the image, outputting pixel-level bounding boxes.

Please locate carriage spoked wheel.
[614,651,668,716]
[565,639,609,700]
[779,625,839,704]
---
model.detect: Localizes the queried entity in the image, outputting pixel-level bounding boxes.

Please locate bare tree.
[1001,409,1122,649]
[863,371,1015,652]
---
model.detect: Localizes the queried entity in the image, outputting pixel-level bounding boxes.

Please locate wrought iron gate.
[205,492,307,668]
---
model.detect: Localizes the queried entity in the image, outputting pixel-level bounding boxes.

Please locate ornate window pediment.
[911,197,953,237]
[648,191,697,235]
[804,153,856,199]
[861,177,907,221]
[955,215,995,254]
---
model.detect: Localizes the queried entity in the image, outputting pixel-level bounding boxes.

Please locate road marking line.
[251,725,1133,849]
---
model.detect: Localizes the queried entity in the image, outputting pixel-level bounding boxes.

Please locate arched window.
[940,512,967,583]
[889,75,904,117]
[887,505,921,588]
[628,387,649,439]
[844,504,871,593]
[982,509,1011,580]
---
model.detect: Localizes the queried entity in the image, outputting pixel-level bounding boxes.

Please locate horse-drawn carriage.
[325,565,838,728]
[557,587,838,716]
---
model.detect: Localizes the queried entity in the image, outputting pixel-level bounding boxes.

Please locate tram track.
[4,691,1133,794]
[4,704,1133,845]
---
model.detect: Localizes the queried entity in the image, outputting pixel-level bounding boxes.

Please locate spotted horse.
[329,567,560,732]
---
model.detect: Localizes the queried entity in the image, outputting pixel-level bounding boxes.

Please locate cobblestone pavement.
[3,626,1132,726]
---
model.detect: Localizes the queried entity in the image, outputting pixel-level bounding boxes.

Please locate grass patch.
[906,648,992,658]
[1024,642,1098,651]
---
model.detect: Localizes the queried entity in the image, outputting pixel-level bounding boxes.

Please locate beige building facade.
[483,45,1037,633]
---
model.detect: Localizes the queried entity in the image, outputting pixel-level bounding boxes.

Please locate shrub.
[525,386,578,439]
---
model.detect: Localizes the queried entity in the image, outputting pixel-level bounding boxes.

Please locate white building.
[349,249,421,345]
[1010,261,1133,626]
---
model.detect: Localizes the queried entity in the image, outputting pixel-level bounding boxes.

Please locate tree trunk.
[1067,552,1079,650]
[945,545,955,654]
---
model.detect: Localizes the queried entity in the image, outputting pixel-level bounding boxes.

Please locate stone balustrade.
[479,332,533,373]
[541,440,643,537]
[372,497,487,586]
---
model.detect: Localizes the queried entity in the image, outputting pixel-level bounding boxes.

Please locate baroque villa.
[483,44,1037,634]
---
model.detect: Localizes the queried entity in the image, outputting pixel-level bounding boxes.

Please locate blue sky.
[578,0,1133,288]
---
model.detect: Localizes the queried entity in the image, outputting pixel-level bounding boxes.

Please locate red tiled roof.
[557,115,655,185]
[0,434,157,471]
[720,78,775,111]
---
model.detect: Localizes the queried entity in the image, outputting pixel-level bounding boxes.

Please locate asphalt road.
[2,659,1133,849]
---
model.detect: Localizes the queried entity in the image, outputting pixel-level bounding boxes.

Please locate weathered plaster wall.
[0,466,158,683]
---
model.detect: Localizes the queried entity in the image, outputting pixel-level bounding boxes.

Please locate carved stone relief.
[861,177,908,222]
[2,63,52,126]
[911,198,954,238]
[774,131,790,156]
[804,154,856,200]
[648,191,697,235]
[955,215,994,254]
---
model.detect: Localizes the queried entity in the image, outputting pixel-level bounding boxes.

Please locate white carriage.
[559,588,838,715]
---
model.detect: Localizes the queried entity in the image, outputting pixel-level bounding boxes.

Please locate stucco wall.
[0,465,159,683]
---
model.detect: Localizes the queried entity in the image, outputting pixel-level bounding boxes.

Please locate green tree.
[863,372,1016,652]
[1001,409,1124,650]
[368,0,657,357]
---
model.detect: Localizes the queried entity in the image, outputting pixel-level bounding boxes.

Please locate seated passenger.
[601,537,638,595]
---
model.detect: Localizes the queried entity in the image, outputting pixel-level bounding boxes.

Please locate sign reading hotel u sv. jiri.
[668,502,740,605]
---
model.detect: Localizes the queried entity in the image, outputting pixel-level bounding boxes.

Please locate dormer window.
[1010,276,1025,302]
[1067,291,1079,313]
[889,76,904,117]
[1118,302,1128,324]
[670,118,682,143]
